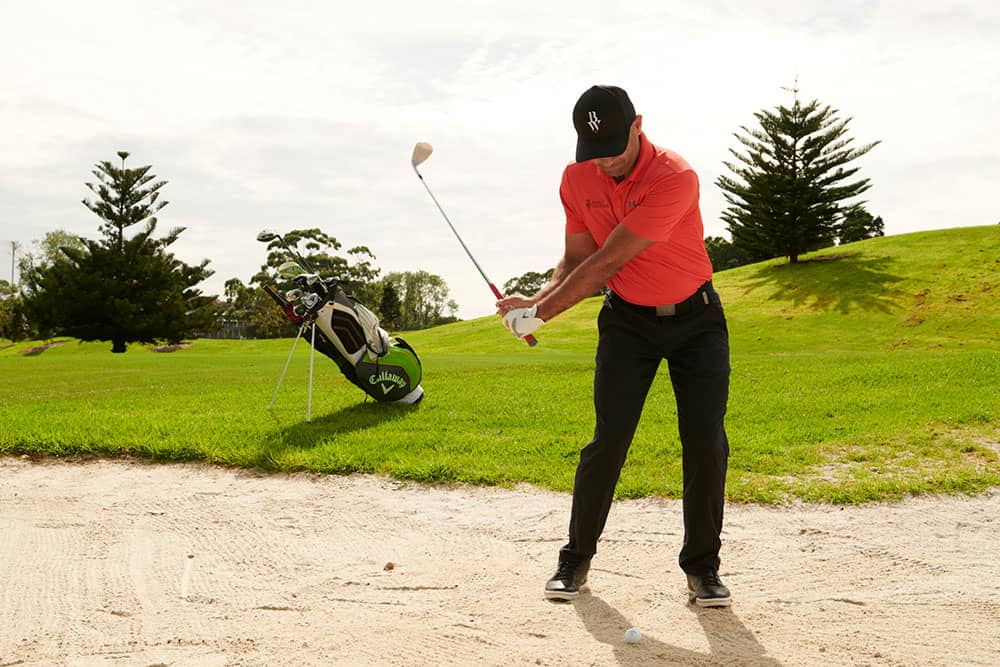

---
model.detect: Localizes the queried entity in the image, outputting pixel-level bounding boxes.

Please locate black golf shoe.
[686,571,732,607]
[544,559,591,601]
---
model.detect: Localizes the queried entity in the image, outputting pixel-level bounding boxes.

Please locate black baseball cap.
[572,85,637,162]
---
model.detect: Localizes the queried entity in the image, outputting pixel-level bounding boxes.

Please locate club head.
[411,142,433,168]
[277,260,307,279]
[256,230,279,243]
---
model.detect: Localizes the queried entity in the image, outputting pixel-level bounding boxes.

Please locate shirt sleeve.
[560,168,587,234]
[623,169,699,242]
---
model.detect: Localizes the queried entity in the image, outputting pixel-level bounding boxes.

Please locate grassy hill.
[1,225,997,503]
[409,224,998,353]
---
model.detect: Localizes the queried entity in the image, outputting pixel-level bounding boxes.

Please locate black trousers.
[559,282,731,574]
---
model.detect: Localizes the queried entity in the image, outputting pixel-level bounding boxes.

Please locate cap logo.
[587,111,601,133]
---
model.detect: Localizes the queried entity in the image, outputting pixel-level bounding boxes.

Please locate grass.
[1,225,998,503]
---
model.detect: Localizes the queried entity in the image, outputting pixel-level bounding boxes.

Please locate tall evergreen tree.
[25,152,215,353]
[717,93,879,263]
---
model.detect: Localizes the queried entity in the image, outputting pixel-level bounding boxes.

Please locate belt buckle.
[655,303,676,316]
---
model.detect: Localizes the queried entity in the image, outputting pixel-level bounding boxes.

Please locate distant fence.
[198,318,251,340]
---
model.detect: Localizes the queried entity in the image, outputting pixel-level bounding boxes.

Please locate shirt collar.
[624,133,655,184]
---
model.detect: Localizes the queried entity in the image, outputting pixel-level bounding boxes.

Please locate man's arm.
[496,231,597,312]
[533,224,654,321]
[531,231,598,300]
[496,224,654,320]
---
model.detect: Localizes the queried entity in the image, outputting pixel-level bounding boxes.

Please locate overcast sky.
[3,1,997,318]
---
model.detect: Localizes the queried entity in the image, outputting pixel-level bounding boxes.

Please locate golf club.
[256,230,316,274]
[258,241,320,423]
[410,142,538,347]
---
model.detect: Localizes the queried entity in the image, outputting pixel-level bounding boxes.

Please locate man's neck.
[613,153,641,184]
[613,134,644,183]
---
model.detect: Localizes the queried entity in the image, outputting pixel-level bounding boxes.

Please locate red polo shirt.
[559,133,712,305]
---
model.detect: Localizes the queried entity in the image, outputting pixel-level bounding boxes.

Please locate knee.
[579,434,632,468]
[678,421,729,455]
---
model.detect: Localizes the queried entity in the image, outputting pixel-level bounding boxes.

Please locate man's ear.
[633,115,643,133]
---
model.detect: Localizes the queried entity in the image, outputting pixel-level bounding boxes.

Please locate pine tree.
[717,92,880,263]
[26,153,215,353]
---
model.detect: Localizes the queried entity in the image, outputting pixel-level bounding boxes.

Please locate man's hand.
[502,304,545,339]
[496,293,533,313]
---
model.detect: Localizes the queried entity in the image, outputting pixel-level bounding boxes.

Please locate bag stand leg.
[308,322,316,423]
[269,323,306,413]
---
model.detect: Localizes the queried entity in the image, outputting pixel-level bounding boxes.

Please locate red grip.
[490,283,538,348]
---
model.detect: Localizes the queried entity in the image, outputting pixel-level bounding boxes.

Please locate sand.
[1,457,997,666]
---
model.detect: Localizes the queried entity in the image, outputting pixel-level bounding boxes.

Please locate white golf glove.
[502,305,545,339]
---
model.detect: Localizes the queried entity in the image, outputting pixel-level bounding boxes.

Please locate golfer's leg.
[669,304,731,574]
[561,303,660,563]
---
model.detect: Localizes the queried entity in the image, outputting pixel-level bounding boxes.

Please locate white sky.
[2,0,998,318]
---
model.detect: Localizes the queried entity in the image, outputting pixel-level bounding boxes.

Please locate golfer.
[497,85,732,607]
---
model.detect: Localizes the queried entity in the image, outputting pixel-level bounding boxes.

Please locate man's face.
[592,116,642,180]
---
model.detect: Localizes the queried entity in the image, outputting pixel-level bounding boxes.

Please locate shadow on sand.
[573,593,782,666]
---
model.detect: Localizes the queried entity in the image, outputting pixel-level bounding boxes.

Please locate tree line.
[2,154,458,350]
[221,228,458,340]
[2,90,885,350]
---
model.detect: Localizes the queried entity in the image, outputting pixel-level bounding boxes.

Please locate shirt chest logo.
[586,199,609,210]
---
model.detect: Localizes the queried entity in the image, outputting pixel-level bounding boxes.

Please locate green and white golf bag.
[265,262,424,405]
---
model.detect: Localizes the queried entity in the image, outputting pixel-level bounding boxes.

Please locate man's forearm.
[535,253,618,321]
[531,257,576,301]
[532,222,655,321]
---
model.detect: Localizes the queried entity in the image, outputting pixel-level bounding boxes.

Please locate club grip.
[490,283,538,348]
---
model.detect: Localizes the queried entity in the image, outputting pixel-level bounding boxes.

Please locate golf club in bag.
[410,142,538,347]
[257,231,424,419]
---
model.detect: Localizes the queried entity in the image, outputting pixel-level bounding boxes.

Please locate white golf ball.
[625,627,641,644]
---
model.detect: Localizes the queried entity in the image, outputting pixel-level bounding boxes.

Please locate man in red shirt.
[498,85,732,607]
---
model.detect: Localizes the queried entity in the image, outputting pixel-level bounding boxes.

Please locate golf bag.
[264,262,424,405]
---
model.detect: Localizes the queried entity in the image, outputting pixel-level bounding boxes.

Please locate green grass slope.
[1,225,997,503]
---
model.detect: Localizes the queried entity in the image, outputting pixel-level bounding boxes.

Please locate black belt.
[609,281,713,317]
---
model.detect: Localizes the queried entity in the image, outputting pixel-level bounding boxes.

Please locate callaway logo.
[587,110,601,133]
[369,370,407,395]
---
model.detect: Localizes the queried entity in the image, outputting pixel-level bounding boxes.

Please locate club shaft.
[414,166,537,347]
[414,170,494,286]
[275,235,315,274]
[308,322,315,422]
